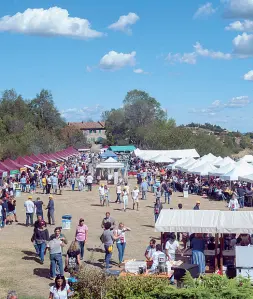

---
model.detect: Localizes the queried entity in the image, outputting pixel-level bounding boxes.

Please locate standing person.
[101,212,116,230]
[145,239,156,261]
[46,195,55,226]
[49,275,71,299]
[237,184,246,209]
[65,241,81,274]
[46,228,65,279]
[24,195,35,227]
[191,234,206,275]
[154,198,163,223]
[70,176,76,191]
[79,174,85,191]
[165,234,181,261]
[228,193,239,211]
[34,197,44,219]
[52,174,58,195]
[131,186,140,211]
[101,222,120,269]
[1,198,8,228]
[98,184,105,206]
[115,183,122,203]
[46,175,52,194]
[122,187,129,212]
[20,175,26,192]
[141,179,148,200]
[86,173,93,191]
[114,223,131,266]
[75,218,88,260]
[193,201,200,210]
[31,220,49,264]
[42,175,47,194]
[104,185,110,206]
[7,198,16,225]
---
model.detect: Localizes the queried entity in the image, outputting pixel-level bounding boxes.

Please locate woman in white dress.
[122,187,129,212]
[131,186,140,211]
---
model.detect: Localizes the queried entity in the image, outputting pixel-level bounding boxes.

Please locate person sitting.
[145,239,156,261]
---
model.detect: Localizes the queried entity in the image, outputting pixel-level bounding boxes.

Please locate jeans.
[104,245,112,269]
[116,193,121,203]
[239,196,245,208]
[72,183,75,191]
[50,253,63,278]
[42,186,46,194]
[0,216,2,228]
[142,190,147,200]
[154,214,159,222]
[47,210,55,225]
[21,183,26,192]
[173,182,177,192]
[87,183,92,191]
[46,184,51,194]
[165,192,170,204]
[116,242,126,263]
[26,213,33,226]
[37,242,46,262]
[78,241,85,259]
[36,212,44,219]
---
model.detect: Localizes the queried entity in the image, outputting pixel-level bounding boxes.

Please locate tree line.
[103,89,252,157]
[0,89,87,160]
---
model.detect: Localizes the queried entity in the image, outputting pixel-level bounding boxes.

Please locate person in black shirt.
[34,197,44,219]
[207,237,215,250]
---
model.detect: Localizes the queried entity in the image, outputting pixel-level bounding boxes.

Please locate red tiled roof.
[68,121,105,130]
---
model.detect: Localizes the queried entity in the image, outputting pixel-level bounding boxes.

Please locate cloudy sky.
[0,0,253,131]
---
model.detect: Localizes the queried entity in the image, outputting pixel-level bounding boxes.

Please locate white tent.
[155,210,220,233]
[167,158,188,169]
[200,153,217,163]
[215,156,235,168]
[151,153,174,163]
[240,155,253,163]
[176,158,196,170]
[208,162,236,176]
[184,159,207,172]
[96,157,124,169]
[134,149,199,160]
[220,161,253,181]
[188,162,217,176]
[238,173,253,183]
[155,209,253,234]
[212,156,223,166]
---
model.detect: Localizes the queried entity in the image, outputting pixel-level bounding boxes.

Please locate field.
[1,180,252,298]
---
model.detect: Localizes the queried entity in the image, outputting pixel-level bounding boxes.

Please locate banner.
[10,170,19,175]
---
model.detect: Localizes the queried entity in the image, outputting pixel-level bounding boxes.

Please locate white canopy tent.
[167,158,188,169]
[96,157,124,169]
[220,161,253,181]
[240,155,253,163]
[175,158,196,170]
[208,162,236,176]
[151,153,174,164]
[183,159,206,172]
[134,149,199,161]
[238,173,253,183]
[215,156,235,168]
[188,162,217,176]
[155,209,253,234]
[212,156,223,166]
[200,153,217,163]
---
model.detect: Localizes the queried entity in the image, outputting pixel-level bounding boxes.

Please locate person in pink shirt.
[75,218,88,260]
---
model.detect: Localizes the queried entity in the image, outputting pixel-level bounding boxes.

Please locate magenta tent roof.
[0,162,14,172]
[16,157,33,166]
[3,159,22,169]
[22,156,36,164]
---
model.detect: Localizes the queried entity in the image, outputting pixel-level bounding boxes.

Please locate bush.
[74,266,253,299]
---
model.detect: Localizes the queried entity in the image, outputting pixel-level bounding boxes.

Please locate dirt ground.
[1,179,252,298]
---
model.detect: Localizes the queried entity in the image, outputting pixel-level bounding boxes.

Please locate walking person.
[104,185,110,206]
[46,175,52,194]
[34,197,44,219]
[70,176,76,191]
[42,175,47,194]
[75,218,88,260]
[46,227,65,280]
[65,241,81,274]
[141,179,148,200]
[115,183,122,203]
[122,187,129,212]
[101,212,116,230]
[24,195,35,227]
[86,173,93,191]
[46,195,55,225]
[114,223,131,266]
[131,186,140,210]
[99,184,105,206]
[101,222,120,269]
[49,275,71,299]
[52,174,58,195]
[31,220,49,264]
[154,198,163,223]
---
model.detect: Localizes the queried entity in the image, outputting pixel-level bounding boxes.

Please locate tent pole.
[215,233,218,271]
[220,234,224,273]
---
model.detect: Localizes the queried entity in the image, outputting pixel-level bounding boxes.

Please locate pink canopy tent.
[16,156,33,166]
[0,162,14,172]
[3,159,22,169]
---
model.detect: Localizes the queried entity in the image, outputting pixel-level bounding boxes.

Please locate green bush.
[74,265,253,299]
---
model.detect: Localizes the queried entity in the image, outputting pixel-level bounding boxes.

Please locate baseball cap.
[28,195,32,199]
[49,195,53,199]
[196,200,200,204]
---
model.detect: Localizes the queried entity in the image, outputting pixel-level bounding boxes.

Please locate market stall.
[96,157,125,184]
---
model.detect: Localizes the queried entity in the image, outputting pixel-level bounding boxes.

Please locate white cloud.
[0,7,103,39]
[194,42,232,59]
[133,68,149,74]
[244,70,253,80]
[166,52,197,64]
[233,32,253,56]
[223,0,253,19]
[225,20,253,31]
[190,96,250,114]
[99,51,136,70]
[167,42,231,64]
[108,12,139,34]
[61,105,104,121]
[193,3,216,19]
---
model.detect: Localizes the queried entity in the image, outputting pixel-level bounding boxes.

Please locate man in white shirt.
[132,186,140,210]
[149,244,166,272]
[99,184,105,205]
[165,234,180,261]
[24,195,35,227]
[86,173,93,191]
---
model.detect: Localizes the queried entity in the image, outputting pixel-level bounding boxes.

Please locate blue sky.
[0,0,253,132]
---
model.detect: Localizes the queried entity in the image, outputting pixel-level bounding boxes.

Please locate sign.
[10,170,19,175]
[2,172,8,178]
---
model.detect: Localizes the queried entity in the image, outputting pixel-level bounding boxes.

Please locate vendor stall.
[96,157,125,184]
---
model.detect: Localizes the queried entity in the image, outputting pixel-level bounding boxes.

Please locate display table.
[183,249,220,256]
[119,271,174,279]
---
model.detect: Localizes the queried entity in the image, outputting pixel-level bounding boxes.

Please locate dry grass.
[1,179,252,298]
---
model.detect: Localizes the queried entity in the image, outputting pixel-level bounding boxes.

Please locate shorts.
[133,197,139,203]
